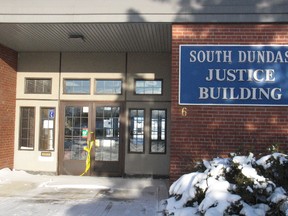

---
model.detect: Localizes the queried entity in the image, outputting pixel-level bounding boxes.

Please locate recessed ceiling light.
[68,34,85,43]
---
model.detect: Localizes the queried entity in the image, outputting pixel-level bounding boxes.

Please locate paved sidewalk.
[0,169,168,216]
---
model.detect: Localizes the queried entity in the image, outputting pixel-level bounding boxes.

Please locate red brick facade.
[170,24,288,180]
[0,44,17,169]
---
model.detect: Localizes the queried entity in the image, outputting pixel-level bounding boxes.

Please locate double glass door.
[60,102,123,176]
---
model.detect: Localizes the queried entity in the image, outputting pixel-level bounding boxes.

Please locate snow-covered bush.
[161,152,288,216]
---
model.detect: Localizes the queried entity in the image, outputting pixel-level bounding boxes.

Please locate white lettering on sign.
[238,50,288,63]
[190,50,233,63]
[205,69,275,82]
[200,66,281,101]
[199,87,282,100]
[190,50,288,64]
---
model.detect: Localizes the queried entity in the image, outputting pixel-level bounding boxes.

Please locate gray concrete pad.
[0,170,168,216]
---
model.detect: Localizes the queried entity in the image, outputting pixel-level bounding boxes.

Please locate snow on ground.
[162,152,288,216]
[0,169,168,216]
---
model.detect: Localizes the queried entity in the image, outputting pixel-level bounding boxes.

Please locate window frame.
[24,78,52,94]
[19,107,35,151]
[149,109,167,154]
[128,109,145,154]
[134,79,163,95]
[95,79,123,95]
[63,79,91,95]
[39,107,56,151]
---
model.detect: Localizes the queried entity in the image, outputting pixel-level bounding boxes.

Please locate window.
[64,79,90,94]
[39,108,55,151]
[135,80,162,95]
[150,109,166,153]
[95,80,122,94]
[19,107,35,150]
[129,109,145,153]
[25,78,52,94]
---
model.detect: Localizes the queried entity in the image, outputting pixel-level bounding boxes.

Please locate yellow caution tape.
[80,132,95,176]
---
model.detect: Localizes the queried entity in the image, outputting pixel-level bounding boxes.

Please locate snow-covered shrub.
[161,152,288,216]
[257,153,288,191]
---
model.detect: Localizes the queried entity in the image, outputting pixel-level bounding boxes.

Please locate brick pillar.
[0,44,17,169]
[170,24,288,181]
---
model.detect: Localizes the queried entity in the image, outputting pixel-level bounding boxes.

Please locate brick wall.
[0,44,17,169]
[170,24,288,180]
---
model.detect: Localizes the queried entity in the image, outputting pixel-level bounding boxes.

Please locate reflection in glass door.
[95,106,120,161]
[64,106,89,160]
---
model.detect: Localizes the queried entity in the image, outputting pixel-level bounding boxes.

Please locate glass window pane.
[39,108,55,151]
[136,81,144,87]
[155,81,162,88]
[150,109,166,154]
[19,107,35,150]
[95,80,122,94]
[64,79,90,94]
[96,107,104,117]
[95,139,119,161]
[154,88,162,94]
[112,107,120,117]
[135,80,162,95]
[25,79,52,94]
[145,81,155,87]
[135,88,144,94]
[129,109,145,153]
[104,107,112,118]
[151,141,165,153]
[82,80,90,93]
[73,118,81,127]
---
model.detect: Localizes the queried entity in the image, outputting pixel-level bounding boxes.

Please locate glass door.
[64,106,89,161]
[60,103,90,175]
[59,102,124,176]
[92,105,123,176]
[95,106,120,161]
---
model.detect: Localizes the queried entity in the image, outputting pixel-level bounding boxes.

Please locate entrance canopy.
[0,23,171,52]
[0,0,287,52]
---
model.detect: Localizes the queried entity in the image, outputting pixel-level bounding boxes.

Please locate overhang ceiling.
[1,0,287,53]
[0,23,171,52]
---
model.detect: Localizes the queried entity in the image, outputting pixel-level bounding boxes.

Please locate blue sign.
[49,109,55,118]
[179,45,288,106]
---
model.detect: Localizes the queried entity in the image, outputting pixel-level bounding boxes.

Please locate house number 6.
[181,107,187,117]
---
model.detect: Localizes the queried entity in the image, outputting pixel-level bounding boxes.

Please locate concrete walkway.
[0,170,168,216]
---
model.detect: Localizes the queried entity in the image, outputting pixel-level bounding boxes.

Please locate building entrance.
[59,101,124,176]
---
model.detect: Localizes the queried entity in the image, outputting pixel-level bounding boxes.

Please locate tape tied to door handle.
[80,132,96,176]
